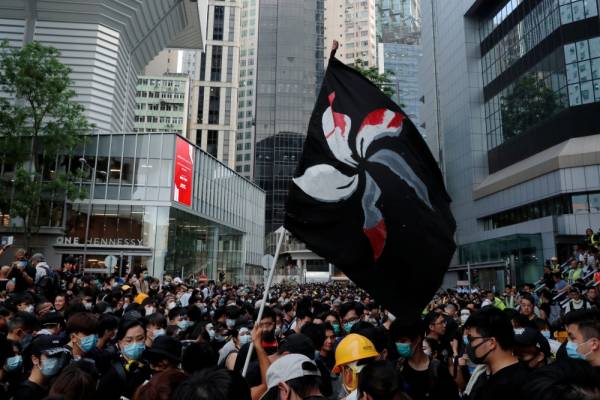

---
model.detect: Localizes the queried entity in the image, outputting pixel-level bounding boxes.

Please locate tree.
[500,73,562,141]
[0,41,90,250]
[352,59,396,98]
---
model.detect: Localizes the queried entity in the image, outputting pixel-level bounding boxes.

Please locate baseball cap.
[513,327,550,356]
[40,312,65,327]
[260,354,321,400]
[30,335,68,357]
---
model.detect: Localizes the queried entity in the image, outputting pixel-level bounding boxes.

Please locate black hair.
[253,306,275,323]
[181,342,218,374]
[464,307,514,350]
[520,359,600,400]
[98,314,119,336]
[520,294,535,305]
[358,360,409,400]
[339,301,364,320]
[564,309,600,341]
[146,312,167,329]
[424,311,445,333]
[116,318,146,341]
[353,326,390,354]
[168,307,187,321]
[389,318,423,342]
[66,312,99,335]
[296,307,313,320]
[173,367,250,400]
[283,302,294,313]
[8,311,37,333]
[300,323,326,350]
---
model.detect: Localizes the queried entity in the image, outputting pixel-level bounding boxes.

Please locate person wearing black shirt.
[13,336,70,400]
[391,318,459,400]
[464,307,531,400]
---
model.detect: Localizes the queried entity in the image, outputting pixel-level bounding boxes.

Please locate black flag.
[284,56,456,321]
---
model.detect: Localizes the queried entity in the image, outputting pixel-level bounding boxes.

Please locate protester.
[390,318,459,400]
[463,307,531,400]
[564,308,600,366]
[0,246,594,400]
[357,360,411,400]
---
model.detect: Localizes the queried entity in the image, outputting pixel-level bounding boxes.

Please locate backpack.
[36,265,61,299]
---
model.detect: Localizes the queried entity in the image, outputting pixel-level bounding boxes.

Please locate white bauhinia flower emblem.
[293,92,433,261]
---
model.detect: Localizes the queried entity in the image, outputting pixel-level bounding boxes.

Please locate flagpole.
[242,227,286,377]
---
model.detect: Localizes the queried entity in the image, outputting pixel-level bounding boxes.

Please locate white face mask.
[166,302,176,311]
[24,305,34,314]
[145,307,155,316]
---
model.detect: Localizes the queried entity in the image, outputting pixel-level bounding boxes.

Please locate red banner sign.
[173,137,194,206]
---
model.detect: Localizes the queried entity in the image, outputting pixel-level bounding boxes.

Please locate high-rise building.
[134,75,190,135]
[0,0,206,132]
[376,0,421,44]
[187,0,241,170]
[420,0,600,289]
[376,1,422,132]
[234,0,262,179]
[144,49,181,75]
[324,0,378,67]
[377,42,422,128]
[255,0,325,248]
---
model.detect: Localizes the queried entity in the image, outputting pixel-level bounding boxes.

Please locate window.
[213,6,225,40]
[572,194,589,213]
[211,46,223,81]
[207,130,218,157]
[208,87,220,124]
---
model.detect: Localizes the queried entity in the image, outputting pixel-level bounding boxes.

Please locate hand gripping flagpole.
[242,227,286,377]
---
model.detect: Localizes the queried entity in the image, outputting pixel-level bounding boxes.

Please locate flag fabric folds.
[284,56,456,321]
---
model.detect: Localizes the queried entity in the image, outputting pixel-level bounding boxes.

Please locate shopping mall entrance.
[54,240,154,276]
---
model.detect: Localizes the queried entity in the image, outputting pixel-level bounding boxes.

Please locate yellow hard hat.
[333,333,379,373]
[134,293,149,304]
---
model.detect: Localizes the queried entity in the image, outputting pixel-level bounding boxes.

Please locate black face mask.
[466,339,493,364]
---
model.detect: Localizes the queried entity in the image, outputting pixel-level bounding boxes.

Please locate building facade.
[0,132,265,284]
[187,0,241,170]
[324,0,378,67]
[376,0,423,132]
[144,49,181,76]
[255,0,325,251]
[377,42,423,129]
[234,0,262,179]
[421,0,600,289]
[376,0,421,43]
[134,75,190,135]
[0,0,206,133]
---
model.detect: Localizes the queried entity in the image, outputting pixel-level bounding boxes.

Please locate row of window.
[484,36,600,150]
[136,91,185,100]
[480,191,600,230]
[136,79,185,89]
[564,38,600,105]
[136,103,183,112]
[134,116,184,124]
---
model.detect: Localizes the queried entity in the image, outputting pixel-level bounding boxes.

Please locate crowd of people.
[0,241,597,400]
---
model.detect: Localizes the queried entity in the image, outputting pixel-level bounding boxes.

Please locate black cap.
[514,327,550,356]
[30,335,68,357]
[40,312,65,327]
[143,335,182,363]
[278,334,315,360]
